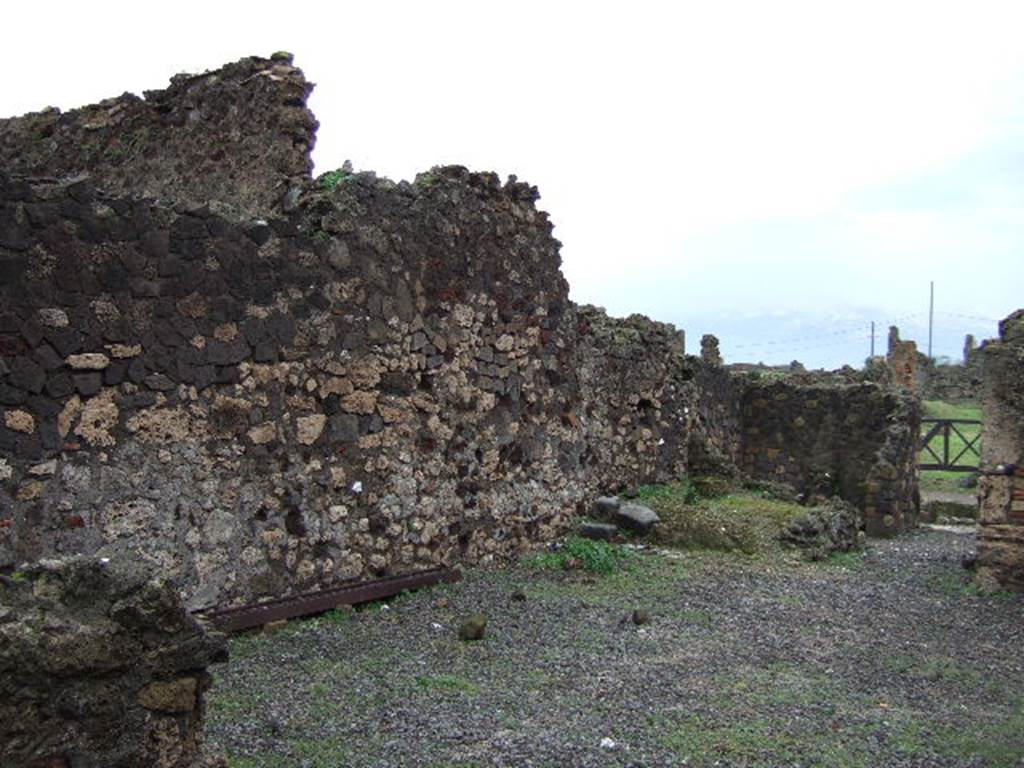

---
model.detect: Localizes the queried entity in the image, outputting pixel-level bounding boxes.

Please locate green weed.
[415,674,480,695]
[819,551,865,569]
[927,568,1016,598]
[636,478,700,505]
[227,631,266,660]
[320,168,351,190]
[528,536,632,575]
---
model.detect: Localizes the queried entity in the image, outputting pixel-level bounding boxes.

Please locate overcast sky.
[4,1,1022,368]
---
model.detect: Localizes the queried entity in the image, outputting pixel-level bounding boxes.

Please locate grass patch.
[207,690,261,721]
[529,535,632,575]
[818,550,865,570]
[660,664,922,768]
[891,699,1024,768]
[920,469,978,493]
[525,551,688,609]
[929,568,988,597]
[675,607,713,625]
[928,568,1017,599]
[293,736,355,767]
[637,477,700,504]
[644,484,808,554]
[305,606,354,628]
[226,631,268,660]
[415,674,480,696]
[663,717,797,764]
[922,399,982,421]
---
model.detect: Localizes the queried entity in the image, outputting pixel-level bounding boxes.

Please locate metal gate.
[919,418,982,472]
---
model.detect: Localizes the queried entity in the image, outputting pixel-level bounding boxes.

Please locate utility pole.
[928,281,934,360]
[870,321,875,358]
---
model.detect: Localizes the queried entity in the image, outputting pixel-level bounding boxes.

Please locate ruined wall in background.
[0,557,225,767]
[921,335,985,402]
[0,54,316,217]
[878,327,984,403]
[690,362,919,536]
[688,358,743,475]
[736,374,920,536]
[885,326,925,392]
[573,306,691,491]
[976,310,1024,592]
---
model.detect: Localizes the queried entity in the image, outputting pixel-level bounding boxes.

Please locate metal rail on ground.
[193,567,461,632]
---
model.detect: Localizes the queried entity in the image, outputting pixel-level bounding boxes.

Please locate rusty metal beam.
[194,567,461,633]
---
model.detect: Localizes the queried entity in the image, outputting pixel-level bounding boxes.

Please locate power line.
[728,323,870,350]
[934,310,1002,324]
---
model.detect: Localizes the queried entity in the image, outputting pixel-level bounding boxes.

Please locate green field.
[919,400,982,492]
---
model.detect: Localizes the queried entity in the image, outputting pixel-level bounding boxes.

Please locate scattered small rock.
[632,609,651,626]
[66,352,111,371]
[263,619,288,636]
[578,521,617,541]
[599,737,617,750]
[266,716,283,736]
[510,589,527,602]
[614,502,660,534]
[458,613,488,641]
[780,497,862,557]
[962,552,978,571]
[592,496,621,519]
[958,474,979,489]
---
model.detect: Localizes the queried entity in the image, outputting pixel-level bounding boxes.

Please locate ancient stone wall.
[976,310,1024,592]
[0,53,316,217]
[573,306,691,490]
[0,557,225,767]
[688,358,743,475]
[0,53,922,614]
[735,373,920,536]
[0,165,612,608]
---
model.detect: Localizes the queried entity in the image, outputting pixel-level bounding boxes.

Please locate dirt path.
[207,530,1024,767]
[921,489,977,506]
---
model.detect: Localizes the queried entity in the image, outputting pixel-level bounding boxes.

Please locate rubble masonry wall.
[976,311,1024,592]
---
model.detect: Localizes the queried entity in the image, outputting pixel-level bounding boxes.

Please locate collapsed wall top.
[0,53,317,216]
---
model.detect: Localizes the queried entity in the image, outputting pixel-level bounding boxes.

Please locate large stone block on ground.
[0,557,226,767]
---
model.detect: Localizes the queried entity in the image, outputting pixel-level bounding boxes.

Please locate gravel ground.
[207,529,1024,768]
